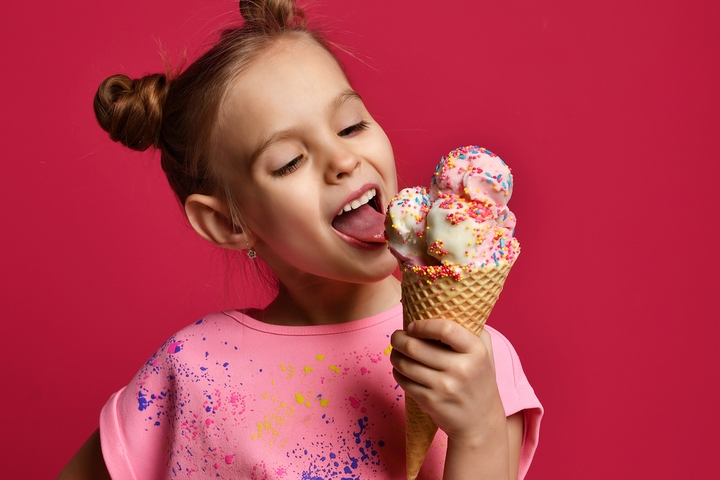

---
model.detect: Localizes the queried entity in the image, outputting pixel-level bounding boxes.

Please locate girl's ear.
[184,194,249,249]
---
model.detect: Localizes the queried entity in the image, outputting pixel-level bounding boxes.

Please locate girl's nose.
[324,143,360,183]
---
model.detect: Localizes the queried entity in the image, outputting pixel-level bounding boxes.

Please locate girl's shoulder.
[138,310,253,368]
[160,308,263,344]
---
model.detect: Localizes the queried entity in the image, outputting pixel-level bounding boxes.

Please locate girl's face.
[217,36,399,285]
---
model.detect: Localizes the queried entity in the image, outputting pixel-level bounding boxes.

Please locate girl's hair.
[93,0,329,228]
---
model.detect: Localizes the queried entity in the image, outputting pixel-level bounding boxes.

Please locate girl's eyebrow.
[326,88,363,116]
[250,89,363,166]
[249,129,297,167]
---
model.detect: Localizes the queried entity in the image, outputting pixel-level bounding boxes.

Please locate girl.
[60,1,541,478]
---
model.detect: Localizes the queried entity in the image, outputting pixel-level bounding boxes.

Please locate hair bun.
[93,73,169,151]
[239,0,304,28]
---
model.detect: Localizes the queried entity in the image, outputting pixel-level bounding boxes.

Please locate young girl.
[60,1,541,478]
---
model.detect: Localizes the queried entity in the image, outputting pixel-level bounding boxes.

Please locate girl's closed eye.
[338,120,369,137]
[272,155,304,177]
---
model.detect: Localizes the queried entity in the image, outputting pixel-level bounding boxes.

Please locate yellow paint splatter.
[319,398,329,407]
[384,345,393,355]
[253,419,280,440]
[304,365,314,374]
[329,365,341,374]
[316,354,325,361]
[279,364,295,378]
[293,394,310,407]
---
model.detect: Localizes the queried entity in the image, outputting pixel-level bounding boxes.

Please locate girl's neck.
[258,274,401,326]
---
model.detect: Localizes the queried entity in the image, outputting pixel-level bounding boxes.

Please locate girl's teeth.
[338,188,376,216]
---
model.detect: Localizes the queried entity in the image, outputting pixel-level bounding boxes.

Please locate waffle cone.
[400,262,513,480]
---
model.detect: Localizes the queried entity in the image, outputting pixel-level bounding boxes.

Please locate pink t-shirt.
[100,304,542,479]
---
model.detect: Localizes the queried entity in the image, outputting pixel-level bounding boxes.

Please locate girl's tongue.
[332,204,386,243]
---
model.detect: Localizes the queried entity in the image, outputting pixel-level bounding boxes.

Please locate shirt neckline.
[222,303,402,336]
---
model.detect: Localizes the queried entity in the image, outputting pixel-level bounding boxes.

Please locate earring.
[246,243,257,259]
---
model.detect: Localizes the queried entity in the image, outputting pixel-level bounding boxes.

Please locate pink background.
[1,0,718,477]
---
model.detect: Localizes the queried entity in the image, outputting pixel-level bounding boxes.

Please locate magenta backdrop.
[1,0,718,477]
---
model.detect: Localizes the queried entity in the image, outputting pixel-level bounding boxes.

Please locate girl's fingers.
[410,319,497,372]
[390,331,439,385]
[391,327,457,374]
[407,318,482,354]
[390,320,491,383]
[391,320,502,438]
[390,346,438,406]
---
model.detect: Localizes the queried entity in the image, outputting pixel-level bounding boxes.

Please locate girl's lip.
[333,183,383,221]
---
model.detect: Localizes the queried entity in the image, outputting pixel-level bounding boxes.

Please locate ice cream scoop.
[430,145,513,212]
[385,186,434,266]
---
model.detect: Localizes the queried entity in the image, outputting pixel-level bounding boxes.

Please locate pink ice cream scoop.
[430,145,513,212]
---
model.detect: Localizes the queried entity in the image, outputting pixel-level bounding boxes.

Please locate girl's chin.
[355,257,401,284]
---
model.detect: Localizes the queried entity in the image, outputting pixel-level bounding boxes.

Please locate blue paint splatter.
[353,418,368,444]
[138,392,149,411]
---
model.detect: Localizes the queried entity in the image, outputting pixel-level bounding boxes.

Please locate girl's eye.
[272,155,304,177]
[338,121,369,137]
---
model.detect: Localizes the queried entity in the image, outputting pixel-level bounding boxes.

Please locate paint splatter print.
[103,306,421,478]
[100,304,542,479]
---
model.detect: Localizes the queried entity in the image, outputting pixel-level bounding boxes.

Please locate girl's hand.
[390,318,506,441]
[391,318,512,478]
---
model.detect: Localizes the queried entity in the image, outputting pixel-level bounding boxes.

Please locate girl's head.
[94,0,398,285]
[94,0,317,211]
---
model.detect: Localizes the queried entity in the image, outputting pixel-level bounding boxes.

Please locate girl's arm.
[444,411,523,479]
[391,319,523,479]
[57,428,111,480]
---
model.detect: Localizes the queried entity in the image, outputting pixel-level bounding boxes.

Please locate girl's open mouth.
[331,188,386,244]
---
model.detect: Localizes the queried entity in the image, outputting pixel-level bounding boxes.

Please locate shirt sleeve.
[486,325,543,480]
[99,337,180,480]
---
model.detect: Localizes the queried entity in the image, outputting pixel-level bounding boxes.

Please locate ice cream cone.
[401,262,514,480]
